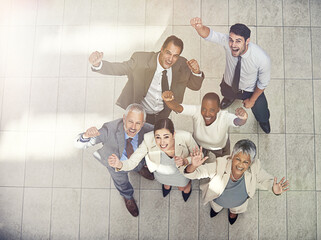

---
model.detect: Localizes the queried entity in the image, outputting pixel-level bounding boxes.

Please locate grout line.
[308,0,318,239]
[20,0,39,238]
[280,1,289,239]
[49,0,67,238]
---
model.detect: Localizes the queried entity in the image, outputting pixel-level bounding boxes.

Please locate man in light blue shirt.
[190,17,271,134]
[75,104,154,217]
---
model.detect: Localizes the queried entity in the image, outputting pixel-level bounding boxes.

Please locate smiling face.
[154,128,175,152]
[201,98,220,126]
[159,41,181,69]
[228,32,250,57]
[123,111,144,138]
[231,151,251,178]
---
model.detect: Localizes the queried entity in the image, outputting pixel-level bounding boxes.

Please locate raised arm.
[74,126,101,149]
[162,91,183,113]
[190,17,210,39]
[89,51,136,76]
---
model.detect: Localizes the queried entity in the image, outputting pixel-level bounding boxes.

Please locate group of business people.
[75,17,289,225]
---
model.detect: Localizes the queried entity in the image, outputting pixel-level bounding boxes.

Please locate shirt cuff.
[91,61,103,70]
[79,134,90,143]
[192,71,202,77]
[204,28,214,40]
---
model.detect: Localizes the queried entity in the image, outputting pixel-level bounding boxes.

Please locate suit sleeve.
[186,70,205,91]
[255,160,274,191]
[184,132,199,164]
[120,139,148,171]
[183,162,217,180]
[92,53,137,76]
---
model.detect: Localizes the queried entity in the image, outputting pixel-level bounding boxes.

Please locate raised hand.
[89,51,103,67]
[235,107,248,120]
[108,154,123,169]
[191,146,208,168]
[174,156,187,167]
[83,127,100,138]
[272,177,289,195]
[186,59,201,74]
[162,91,175,102]
[190,17,203,29]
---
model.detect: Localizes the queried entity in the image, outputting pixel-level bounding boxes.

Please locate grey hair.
[124,103,146,121]
[231,139,257,164]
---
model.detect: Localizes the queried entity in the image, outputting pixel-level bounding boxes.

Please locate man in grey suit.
[75,104,154,217]
[89,35,205,124]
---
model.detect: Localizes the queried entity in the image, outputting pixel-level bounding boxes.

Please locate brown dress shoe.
[124,197,139,217]
[138,166,154,180]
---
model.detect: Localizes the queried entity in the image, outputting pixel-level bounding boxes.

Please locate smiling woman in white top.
[162,91,248,159]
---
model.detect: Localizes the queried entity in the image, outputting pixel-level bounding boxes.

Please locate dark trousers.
[220,79,270,123]
[106,159,145,200]
[202,138,231,158]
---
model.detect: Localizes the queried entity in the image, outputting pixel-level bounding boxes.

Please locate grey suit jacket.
[92,51,204,119]
[75,118,153,168]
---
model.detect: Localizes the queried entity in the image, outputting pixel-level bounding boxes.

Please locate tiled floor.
[0,0,320,239]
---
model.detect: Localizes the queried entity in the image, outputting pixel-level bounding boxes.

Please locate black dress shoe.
[162,184,172,197]
[259,121,271,134]
[228,209,238,225]
[220,98,235,109]
[182,188,192,202]
[210,208,218,218]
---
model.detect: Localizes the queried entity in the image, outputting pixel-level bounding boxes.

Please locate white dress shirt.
[205,29,271,92]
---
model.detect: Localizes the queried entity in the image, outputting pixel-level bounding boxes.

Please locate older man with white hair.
[75,103,154,217]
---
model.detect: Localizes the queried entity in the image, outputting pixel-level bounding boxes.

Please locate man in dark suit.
[75,104,154,217]
[89,35,205,124]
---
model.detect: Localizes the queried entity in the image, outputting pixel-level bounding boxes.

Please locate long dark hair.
[154,118,175,135]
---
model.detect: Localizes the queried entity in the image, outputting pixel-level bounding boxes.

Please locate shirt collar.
[156,53,172,74]
[124,131,139,141]
[240,42,251,59]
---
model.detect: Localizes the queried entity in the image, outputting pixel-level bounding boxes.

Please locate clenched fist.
[190,17,203,29]
[89,51,103,67]
[83,127,100,139]
[186,59,201,74]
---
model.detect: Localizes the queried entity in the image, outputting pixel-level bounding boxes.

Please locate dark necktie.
[126,138,134,159]
[161,70,169,92]
[232,56,242,93]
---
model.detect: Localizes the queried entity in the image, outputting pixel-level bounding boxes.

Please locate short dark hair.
[202,92,220,105]
[162,35,184,54]
[154,118,175,135]
[230,23,251,41]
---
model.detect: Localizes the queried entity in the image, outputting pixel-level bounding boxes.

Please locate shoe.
[220,98,235,109]
[210,208,218,218]
[124,197,139,217]
[138,166,154,180]
[259,121,271,134]
[228,209,238,225]
[182,188,192,202]
[162,184,172,197]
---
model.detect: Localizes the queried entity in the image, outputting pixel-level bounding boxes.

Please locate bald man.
[162,91,248,158]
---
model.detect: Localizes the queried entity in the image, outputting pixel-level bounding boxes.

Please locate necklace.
[230,172,243,182]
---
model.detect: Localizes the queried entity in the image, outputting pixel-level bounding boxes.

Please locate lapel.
[144,52,158,94]
[171,59,181,90]
[174,137,184,157]
[116,122,126,157]
[222,159,232,187]
[138,128,144,145]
